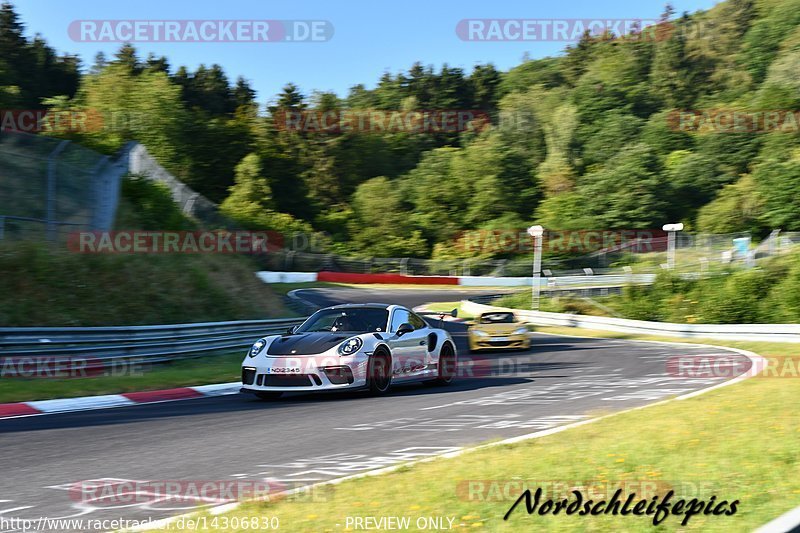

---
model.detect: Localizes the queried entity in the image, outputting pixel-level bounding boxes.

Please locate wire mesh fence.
[0,131,127,242]
[128,143,237,229]
[255,249,658,278]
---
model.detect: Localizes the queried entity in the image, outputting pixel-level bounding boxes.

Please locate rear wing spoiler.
[417,308,458,327]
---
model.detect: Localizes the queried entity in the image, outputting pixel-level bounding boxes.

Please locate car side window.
[409,312,426,330]
[390,309,410,332]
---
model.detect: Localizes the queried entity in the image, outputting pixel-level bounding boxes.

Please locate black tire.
[255,391,283,400]
[367,350,392,395]
[434,343,456,385]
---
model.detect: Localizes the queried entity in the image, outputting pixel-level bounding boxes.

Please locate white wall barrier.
[458,276,540,287]
[256,271,319,283]
[462,300,800,343]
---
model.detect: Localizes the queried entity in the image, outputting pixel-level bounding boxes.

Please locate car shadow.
[0,357,590,434]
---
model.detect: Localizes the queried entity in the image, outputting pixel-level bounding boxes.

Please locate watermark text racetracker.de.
[273,109,492,134]
[70,479,284,505]
[66,477,330,506]
[451,229,667,255]
[668,355,799,379]
[0,357,144,378]
[68,231,283,254]
[0,109,144,134]
[668,109,800,133]
[69,19,333,42]
[456,18,661,41]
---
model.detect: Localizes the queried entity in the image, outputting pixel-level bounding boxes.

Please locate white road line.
[0,506,33,515]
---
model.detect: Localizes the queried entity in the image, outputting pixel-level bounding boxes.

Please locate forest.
[2,0,799,259]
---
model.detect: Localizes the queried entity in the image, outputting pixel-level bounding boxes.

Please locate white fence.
[462,301,800,343]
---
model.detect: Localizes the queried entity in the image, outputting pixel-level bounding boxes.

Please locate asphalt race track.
[0,288,747,532]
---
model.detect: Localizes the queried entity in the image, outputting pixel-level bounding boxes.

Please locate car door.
[387,308,424,379]
[406,311,433,374]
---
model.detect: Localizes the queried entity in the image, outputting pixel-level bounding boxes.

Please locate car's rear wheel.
[255,391,283,400]
[367,350,392,395]
[435,343,456,385]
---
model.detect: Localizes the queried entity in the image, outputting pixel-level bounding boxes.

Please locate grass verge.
[0,351,243,403]
[151,328,800,532]
[0,243,291,326]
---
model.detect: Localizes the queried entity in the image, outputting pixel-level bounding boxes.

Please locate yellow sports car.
[467,311,531,352]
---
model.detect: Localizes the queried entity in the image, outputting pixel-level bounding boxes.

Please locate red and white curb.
[0,382,241,420]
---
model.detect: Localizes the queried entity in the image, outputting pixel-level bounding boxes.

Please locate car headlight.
[471,330,489,337]
[249,339,267,358]
[338,337,363,356]
[513,327,529,335]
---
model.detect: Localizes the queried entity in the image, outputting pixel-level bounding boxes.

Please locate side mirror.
[451,308,458,318]
[396,323,414,336]
[286,325,298,335]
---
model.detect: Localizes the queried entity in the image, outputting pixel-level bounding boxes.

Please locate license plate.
[490,337,508,343]
[266,367,301,374]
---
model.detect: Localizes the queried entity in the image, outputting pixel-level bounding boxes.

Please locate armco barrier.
[462,300,800,343]
[257,271,656,287]
[0,317,305,371]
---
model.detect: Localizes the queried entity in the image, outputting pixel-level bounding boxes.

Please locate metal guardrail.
[462,300,800,343]
[0,317,306,369]
[545,274,656,287]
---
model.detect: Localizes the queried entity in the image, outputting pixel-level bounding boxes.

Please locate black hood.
[266,332,352,356]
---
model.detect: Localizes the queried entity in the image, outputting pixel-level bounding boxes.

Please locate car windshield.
[297,308,389,333]
[479,312,516,324]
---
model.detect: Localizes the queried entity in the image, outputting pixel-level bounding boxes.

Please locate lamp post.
[527,225,544,310]
[662,223,684,269]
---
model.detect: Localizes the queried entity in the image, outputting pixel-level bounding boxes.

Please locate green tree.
[666,151,735,217]
[220,153,310,234]
[753,157,800,230]
[577,143,670,227]
[577,111,644,171]
[696,174,765,233]
[402,147,465,245]
[76,62,189,168]
[534,191,595,230]
[741,0,800,83]
[349,177,427,256]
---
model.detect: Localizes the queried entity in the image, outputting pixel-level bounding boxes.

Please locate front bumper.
[468,332,530,351]
[241,353,369,392]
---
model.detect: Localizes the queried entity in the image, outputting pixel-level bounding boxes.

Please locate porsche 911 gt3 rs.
[241,303,458,399]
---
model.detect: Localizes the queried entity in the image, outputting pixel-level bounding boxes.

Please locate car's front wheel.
[367,350,392,395]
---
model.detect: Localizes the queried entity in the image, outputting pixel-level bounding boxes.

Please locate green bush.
[762,261,800,322]
[118,175,196,230]
[694,269,777,323]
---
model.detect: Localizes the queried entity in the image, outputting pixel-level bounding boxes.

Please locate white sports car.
[241,303,458,399]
